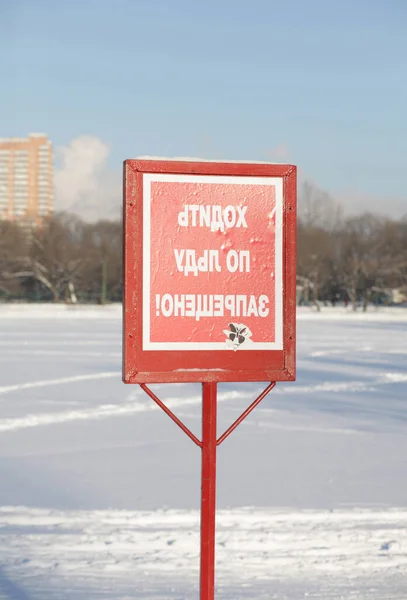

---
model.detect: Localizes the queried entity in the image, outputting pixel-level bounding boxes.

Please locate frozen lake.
[0,304,406,599]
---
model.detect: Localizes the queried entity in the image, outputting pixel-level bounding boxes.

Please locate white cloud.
[54,136,121,222]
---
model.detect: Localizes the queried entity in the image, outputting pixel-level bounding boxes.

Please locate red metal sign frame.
[123,158,296,384]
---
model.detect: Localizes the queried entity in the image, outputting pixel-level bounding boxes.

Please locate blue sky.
[1,0,406,216]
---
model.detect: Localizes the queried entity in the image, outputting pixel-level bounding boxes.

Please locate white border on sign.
[143,174,283,351]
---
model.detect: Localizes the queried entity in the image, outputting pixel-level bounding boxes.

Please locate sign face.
[123,159,296,383]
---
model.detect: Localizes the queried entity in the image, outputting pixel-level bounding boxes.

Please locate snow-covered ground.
[0,304,406,599]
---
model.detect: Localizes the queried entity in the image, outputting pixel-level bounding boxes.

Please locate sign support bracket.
[140,383,202,446]
[138,381,276,599]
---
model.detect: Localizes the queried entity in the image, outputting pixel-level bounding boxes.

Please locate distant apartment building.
[0,133,53,226]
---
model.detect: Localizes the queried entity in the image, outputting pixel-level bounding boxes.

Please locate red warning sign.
[123,159,296,383]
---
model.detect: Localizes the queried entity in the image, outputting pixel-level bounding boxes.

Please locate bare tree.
[77,219,122,303]
[0,221,30,298]
[297,223,333,310]
[299,180,343,231]
[334,214,393,310]
[27,214,85,302]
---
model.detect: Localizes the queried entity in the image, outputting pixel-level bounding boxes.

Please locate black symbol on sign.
[223,323,253,351]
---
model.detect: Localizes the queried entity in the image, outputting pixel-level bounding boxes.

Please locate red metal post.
[200,382,217,600]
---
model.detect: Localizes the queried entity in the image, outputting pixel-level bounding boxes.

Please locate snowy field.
[0,304,406,599]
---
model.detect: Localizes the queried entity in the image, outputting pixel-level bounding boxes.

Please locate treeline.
[298,213,407,310]
[1,198,406,309]
[0,214,122,303]
[297,182,407,309]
